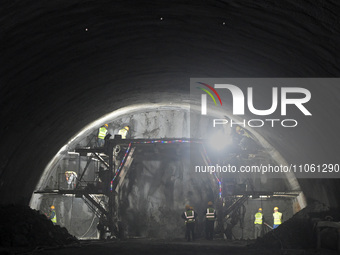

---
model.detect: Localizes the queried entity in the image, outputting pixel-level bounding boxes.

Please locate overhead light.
[67,152,79,155]
[207,130,230,151]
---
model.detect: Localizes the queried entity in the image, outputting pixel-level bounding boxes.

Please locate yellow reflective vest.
[254,212,263,224]
[273,212,282,225]
[98,127,108,140]
[118,128,128,139]
[50,210,57,224]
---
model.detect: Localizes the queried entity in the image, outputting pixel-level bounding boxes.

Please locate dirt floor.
[2,238,338,255]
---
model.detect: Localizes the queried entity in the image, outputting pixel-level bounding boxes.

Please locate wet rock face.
[0,205,77,247]
[118,144,215,238]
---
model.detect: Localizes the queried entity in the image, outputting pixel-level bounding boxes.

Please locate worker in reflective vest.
[273,207,282,229]
[254,208,263,238]
[118,126,129,139]
[181,205,197,241]
[205,201,216,240]
[97,124,108,147]
[47,205,57,224]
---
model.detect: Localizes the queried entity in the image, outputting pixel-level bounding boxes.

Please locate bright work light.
[208,130,230,151]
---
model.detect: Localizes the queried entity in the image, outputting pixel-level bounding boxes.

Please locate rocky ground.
[253,201,340,250]
[0,202,339,254]
[4,238,339,255]
[0,205,77,251]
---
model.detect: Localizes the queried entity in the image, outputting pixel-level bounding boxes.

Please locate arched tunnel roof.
[0,0,340,206]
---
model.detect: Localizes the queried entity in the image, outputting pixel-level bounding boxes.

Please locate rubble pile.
[0,205,77,247]
[254,201,340,250]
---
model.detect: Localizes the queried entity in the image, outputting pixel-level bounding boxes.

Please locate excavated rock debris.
[0,205,77,247]
[252,201,340,250]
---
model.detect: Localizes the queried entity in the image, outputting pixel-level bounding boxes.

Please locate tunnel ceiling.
[1,0,340,206]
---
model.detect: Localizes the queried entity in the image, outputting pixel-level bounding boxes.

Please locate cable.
[80,197,105,238]
[79,211,97,238]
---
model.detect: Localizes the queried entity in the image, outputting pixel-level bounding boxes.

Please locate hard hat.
[189,206,194,210]
[124,126,129,131]
[104,124,108,128]
[258,208,262,211]
[208,201,213,206]
[50,205,55,209]
[185,205,190,210]
[274,207,278,211]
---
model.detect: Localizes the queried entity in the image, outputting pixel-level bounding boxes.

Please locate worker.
[97,124,109,147]
[47,205,57,225]
[181,205,197,241]
[235,126,251,138]
[204,201,216,240]
[65,171,77,189]
[254,208,263,238]
[273,207,282,229]
[224,214,233,240]
[97,215,106,240]
[118,126,129,139]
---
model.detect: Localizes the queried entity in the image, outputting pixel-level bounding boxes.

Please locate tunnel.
[1,0,340,254]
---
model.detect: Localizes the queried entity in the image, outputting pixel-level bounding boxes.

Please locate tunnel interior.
[30,105,305,239]
[1,0,340,252]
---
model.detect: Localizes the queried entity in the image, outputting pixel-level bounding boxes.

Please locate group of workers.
[46,203,282,240]
[43,124,129,224]
[59,124,128,191]
[254,207,282,239]
[46,124,282,241]
[181,201,217,241]
[181,202,283,241]
[97,124,130,147]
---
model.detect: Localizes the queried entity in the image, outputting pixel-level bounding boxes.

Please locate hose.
[79,212,98,238]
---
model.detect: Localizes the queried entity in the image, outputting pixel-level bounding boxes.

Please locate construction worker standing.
[97,124,109,147]
[65,171,77,190]
[181,205,197,241]
[47,205,57,225]
[254,208,263,238]
[273,207,282,229]
[118,126,129,139]
[204,201,216,240]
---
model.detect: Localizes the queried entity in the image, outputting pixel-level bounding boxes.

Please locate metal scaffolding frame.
[35,136,301,239]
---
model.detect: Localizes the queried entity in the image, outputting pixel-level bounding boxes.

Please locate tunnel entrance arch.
[30,102,306,239]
